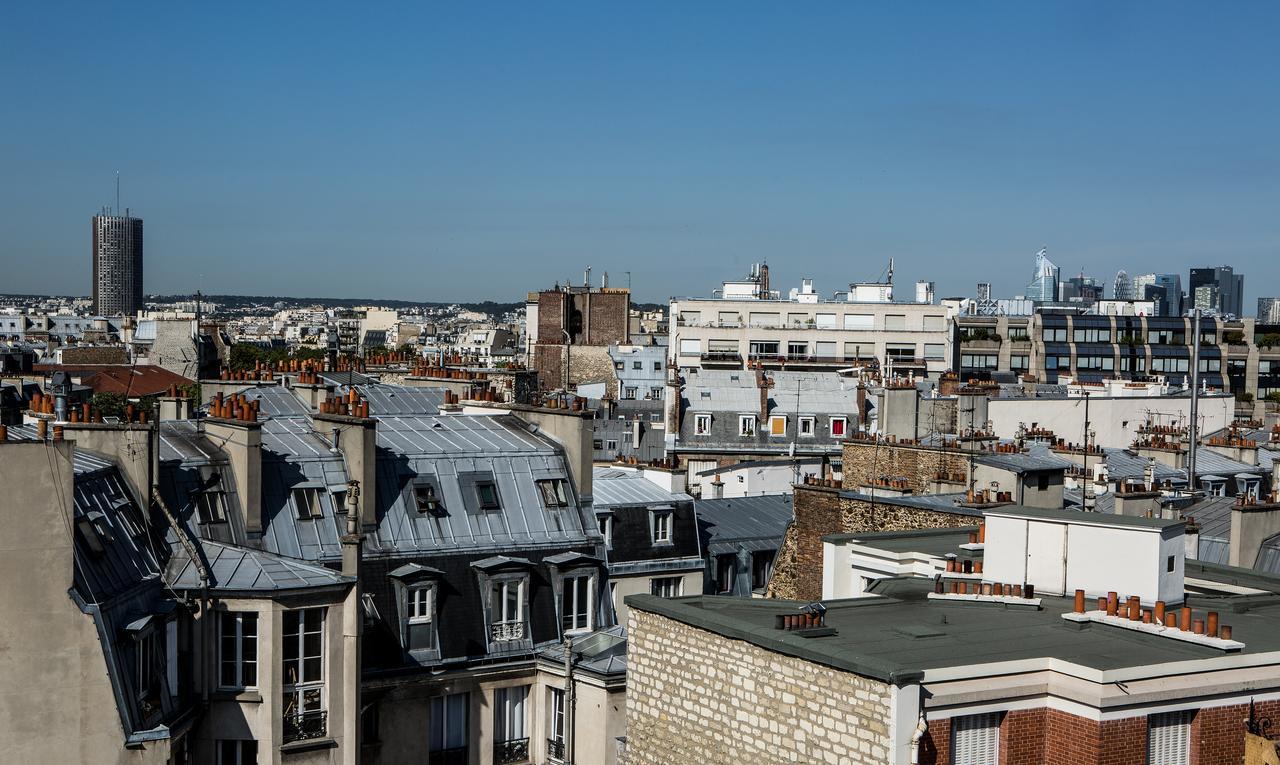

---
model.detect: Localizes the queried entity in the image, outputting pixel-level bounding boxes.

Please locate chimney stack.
[204,415,264,538]
[315,405,379,531]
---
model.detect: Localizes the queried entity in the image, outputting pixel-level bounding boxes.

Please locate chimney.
[204,416,264,538]
[756,369,770,425]
[1228,493,1280,568]
[61,421,157,506]
[315,408,379,531]
[1113,483,1163,518]
[710,479,724,499]
[158,386,192,421]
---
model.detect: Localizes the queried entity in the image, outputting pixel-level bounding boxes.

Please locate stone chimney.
[158,393,192,421]
[1113,482,1163,518]
[315,410,379,531]
[1229,494,1280,568]
[204,416,264,537]
[60,422,157,505]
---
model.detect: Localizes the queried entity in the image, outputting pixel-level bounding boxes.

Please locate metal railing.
[491,621,526,642]
[547,738,566,760]
[283,709,327,743]
[494,738,529,764]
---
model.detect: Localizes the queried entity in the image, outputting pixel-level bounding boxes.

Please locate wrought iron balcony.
[494,738,529,764]
[491,621,526,642]
[283,709,327,743]
[547,738,566,761]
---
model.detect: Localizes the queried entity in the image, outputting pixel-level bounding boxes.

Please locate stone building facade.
[621,607,893,765]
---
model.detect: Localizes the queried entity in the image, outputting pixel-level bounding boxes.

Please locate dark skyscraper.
[92,213,144,316]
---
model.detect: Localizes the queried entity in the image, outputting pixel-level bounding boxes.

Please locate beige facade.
[609,570,703,624]
[621,607,894,765]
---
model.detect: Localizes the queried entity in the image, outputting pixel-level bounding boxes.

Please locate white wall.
[987,394,1234,450]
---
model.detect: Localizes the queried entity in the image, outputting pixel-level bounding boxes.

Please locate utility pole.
[1188,308,1202,493]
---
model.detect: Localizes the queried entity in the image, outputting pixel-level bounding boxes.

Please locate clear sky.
[2,2,1277,306]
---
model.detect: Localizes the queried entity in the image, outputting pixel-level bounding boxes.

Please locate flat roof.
[626,577,1280,683]
[984,505,1184,530]
[822,527,976,556]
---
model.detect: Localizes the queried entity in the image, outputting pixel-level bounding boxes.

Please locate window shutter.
[1147,711,1191,765]
[951,712,1000,765]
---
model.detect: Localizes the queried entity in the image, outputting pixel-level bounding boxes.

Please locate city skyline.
[2,3,1278,303]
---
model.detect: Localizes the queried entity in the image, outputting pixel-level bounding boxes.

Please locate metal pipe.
[1189,308,1201,492]
[564,636,576,765]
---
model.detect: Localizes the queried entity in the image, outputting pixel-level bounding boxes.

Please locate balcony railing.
[283,709,328,744]
[491,621,526,642]
[547,738,566,761]
[494,738,529,764]
[700,352,743,364]
[429,746,468,765]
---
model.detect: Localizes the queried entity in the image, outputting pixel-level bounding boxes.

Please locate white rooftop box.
[983,507,1185,606]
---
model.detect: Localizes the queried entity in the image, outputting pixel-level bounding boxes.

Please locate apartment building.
[671,268,954,377]
[622,506,1280,765]
[954,311,1280,407]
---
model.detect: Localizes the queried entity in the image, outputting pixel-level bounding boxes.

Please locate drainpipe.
[909,714,928,764]
[1188,308,1201,493]
[563,636,576,765]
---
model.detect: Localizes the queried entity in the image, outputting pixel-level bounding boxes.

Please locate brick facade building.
[527,286,631,391]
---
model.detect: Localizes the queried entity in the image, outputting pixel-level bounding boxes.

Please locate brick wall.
[622,607,894,765]
[842,440,971,494]
[766,486,975,600]
[586,291,630,345]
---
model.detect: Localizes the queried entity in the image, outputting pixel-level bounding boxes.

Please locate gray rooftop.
[591,469,693,508]
[974,445,1073,475]
[166,539,354,593]
[355,384,445,416]
[696,494,794,556]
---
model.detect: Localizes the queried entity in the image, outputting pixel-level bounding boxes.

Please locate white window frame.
[536,478,570,508]
[292,487,323,520]
[831,416,848,437]
[597,515,613,548]
[950,712,1001,765]
[408,585,434,624]
[651,511,673,544]
[1147,710,1192,765]
[219,611,258,689]
[196,490,228,524]
[693,413,712,435]
[494,685,529,746]
[768,415,787,437]
[282,608,326,718]
[429,692,469,754]
[650,576,684,598]
[738,415,757,437]
[548,687,566,755]
[798,416,815,437]
[561,571,594,634]
[491,577,526,630]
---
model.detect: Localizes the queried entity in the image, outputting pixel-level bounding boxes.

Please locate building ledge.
[1063,611,1244,651]
[281,738,337,756]
[927,593,1042,608]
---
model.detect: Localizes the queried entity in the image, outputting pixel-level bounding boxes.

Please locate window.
[414,483,443,514]
[614,361,624,370]
[1008,327,1030,341]
[844,314,874,330]
[751,552,774,589]
[1073,327,1111,343]
[653,361,662,371]
[815,312,837,328]
[219,612,258,689]
[623,386,637,399]
[924,343,946,360]
[798,416,815,437]
[475,481,501,511]
[429,692,469,757]
[831,417,847,437]
[787,341,808,359]
[217,741,258,765]
[716,556,735,593]
[548,688,566,760]
[738,415,756,437]
[491,578,525,641]
[407,584,437,650]
[597,515,612,548]
[694,414,712,435]
[562,572,593,633]
[1010,355,1029,371]
[652,511,673,544]
[1037,474,1049,491]
[196,490,227,524]
[536,479,570,508]
[951,712,1001,765]
[1043,327,1068,342]
[884,314,907,331]
[592,439,604,449]
[961,354,998,369]
[923,315,946,331]
[494,686,529,755]
[292,487,322,520]
[650,576,684,598]
[135,627,165,709]
[677,339,701,356]
[605,439,618,451]
[649,386,663,400]
[1147,710,1192,765]
[282,608,325,738]
[632,361,642,370]
[748,340,779,359]
[769,415,787,436]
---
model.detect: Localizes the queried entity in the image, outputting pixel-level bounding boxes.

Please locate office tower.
[1258,297,1280,325]
[1153,274,1184,317]
[92,212,144,316]
[1026,248,1060,302]
[1113,270,1133,301]
[1194,284,1221,314]
[1189,266,1243,318]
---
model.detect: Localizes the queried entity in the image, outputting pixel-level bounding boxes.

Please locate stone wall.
[622,608,893,765]
[60,346,128,365]
[842,440,971,494]
[767,485,975,600]
[533,344,618,395]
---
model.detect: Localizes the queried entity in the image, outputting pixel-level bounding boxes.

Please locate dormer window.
[414,483,443,514]
[292,487,323,520]
[561,572,594,634]
[831,417,847,438]
[490,578,526,642]
[651,510,673,545]
[739,415,756,437]
[407,584,437,651]
[537,479,570,508]
[694,414,712,435]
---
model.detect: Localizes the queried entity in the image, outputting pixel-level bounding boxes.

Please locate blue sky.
[2,2,1277,305]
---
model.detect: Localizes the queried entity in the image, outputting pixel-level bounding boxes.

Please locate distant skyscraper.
[1154,274,1184,317]
[1258,297,1280,325]
[1189,266,1243,318]
[92,212,144,316]
[1026,248,1060,303]
[1113,270,1133,301]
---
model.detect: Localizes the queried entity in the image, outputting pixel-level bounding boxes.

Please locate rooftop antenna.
[887,257,894,285]
[115,171,120,216]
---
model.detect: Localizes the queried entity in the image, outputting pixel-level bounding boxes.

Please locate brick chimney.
[204,417,264,538]
[315,410,379,531]
[756,369,771,425]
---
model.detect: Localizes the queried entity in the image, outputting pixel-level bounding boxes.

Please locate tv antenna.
[115,171,120,215]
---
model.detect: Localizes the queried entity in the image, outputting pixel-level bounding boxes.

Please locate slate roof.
[592,470,693,507]
[166,539,353,593]
[697,494,794,556]
[355,384,445,416]
[973,445,1073,474]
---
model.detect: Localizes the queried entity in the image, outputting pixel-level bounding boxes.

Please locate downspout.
[564,636,576,765]
[909,714,928,764]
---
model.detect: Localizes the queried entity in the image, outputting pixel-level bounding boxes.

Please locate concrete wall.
[622,607,894,764]
[987,394,1235,450]
[0,441,171,764]
[609,571,702,624]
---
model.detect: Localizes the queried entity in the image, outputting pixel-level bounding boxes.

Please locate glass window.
[597,515,612,548]
[562,573,593,633]
[292,487,322,520]
[1010,355,1029,371]
[716,556,735,593]
[738,415,756,437]
[694,414,712,435]
[752,551,774,590]
[924,343,946,360]
[219,612,258,688]
[536,479,570,508]
[406,584,436,651]
[548,688,566,758]
[652,511,673,544]
[843,314,873,330]
[475,481,501,511]
[748,340,780,358]
[217,741,258,765]
[196,490,227,524]
[623,386,637,399]
[282,608,325,739]
[413,484,442,514]
[492,579,524,625]
[884,315,906,331]
[798,416,815,436]
[650,576,684,597]
[632,361,642,370]
[429,692,469,755]
[494,686,529,747]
